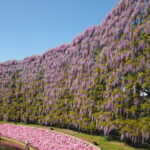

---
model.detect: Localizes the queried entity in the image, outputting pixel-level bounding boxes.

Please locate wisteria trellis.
[0,0,150,144]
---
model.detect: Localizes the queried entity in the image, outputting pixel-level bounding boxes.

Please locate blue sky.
[0,0,119,62]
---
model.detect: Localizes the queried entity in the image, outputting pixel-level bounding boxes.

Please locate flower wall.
[0,0,149,144]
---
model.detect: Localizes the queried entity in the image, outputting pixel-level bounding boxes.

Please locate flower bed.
[0,124,99,150]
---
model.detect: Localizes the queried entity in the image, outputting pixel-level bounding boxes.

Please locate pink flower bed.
[0,124,99,150]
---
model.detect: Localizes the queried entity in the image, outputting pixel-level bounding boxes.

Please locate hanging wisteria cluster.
[0,0,149,144]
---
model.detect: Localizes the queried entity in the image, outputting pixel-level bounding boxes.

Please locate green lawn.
[0,121,149,150]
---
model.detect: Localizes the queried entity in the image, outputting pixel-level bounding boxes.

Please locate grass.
[0,136,36,150]
[0,121,149,150]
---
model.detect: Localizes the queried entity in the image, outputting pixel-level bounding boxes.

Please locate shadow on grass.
[103,134,150,150]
